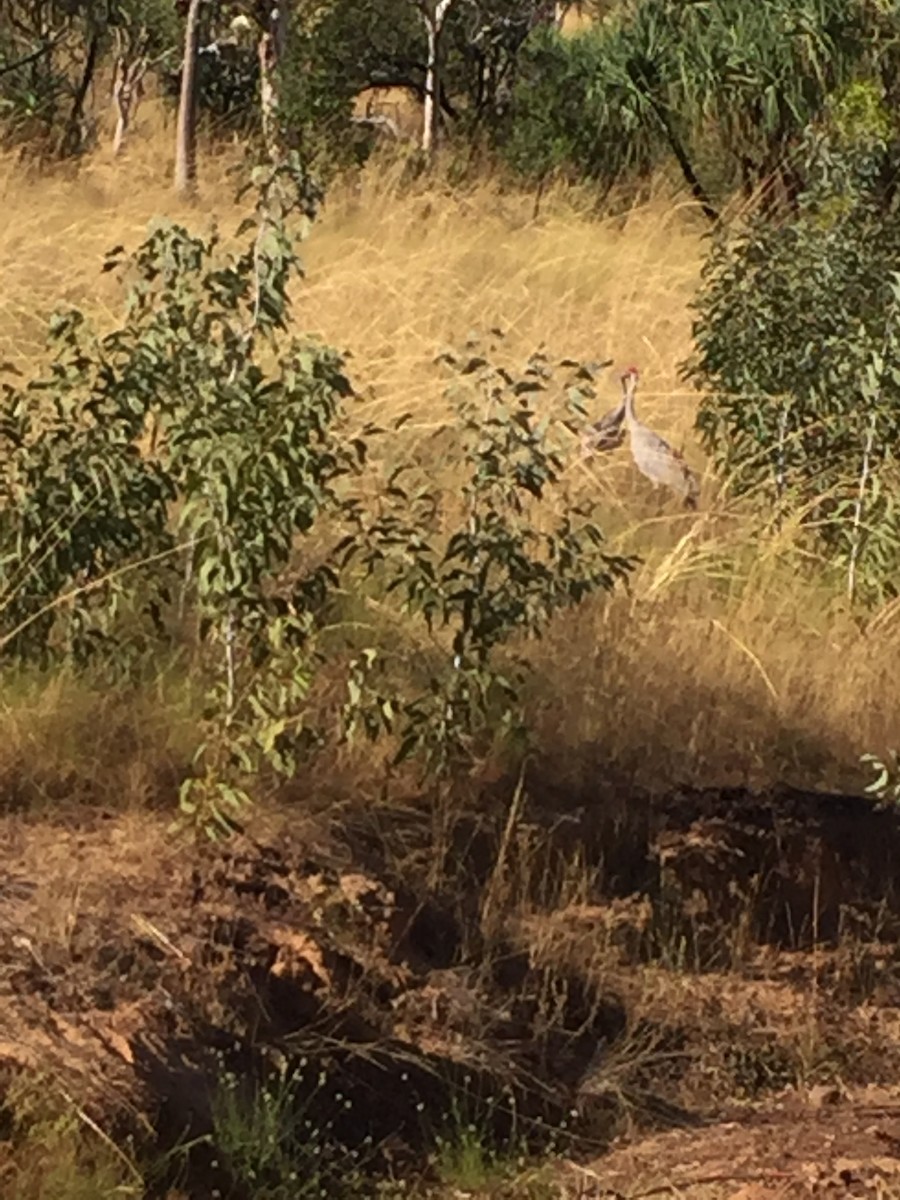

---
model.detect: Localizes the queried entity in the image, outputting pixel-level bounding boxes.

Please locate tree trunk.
[257,1,289,162]
[650,97,718,223]
[417,0,456,158]
[112,80,128,156]
[422,22,438,155]
[174,0,203,195]
[59,32,99,157]
[111,32,148,157]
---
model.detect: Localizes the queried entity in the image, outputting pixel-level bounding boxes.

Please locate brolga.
[621,366,700,509]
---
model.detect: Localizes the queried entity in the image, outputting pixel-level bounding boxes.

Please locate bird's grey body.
[620,366,699,509]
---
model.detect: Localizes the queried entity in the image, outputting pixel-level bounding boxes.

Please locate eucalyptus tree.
[198,0,557,168]
[442,0,559,134]
[271,0,557,165]
[416,0,554,150]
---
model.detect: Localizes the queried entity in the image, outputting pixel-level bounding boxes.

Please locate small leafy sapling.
[342,331,634,786]
[157,159,359,834]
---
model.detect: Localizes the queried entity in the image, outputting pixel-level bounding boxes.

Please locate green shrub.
[0,157,359,833]
[686,87,900,602]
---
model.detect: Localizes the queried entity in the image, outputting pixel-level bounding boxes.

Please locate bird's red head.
[620,365,640,385]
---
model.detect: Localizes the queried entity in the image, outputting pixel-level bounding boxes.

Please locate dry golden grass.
[1,124,899,801]
[0,100,241,369]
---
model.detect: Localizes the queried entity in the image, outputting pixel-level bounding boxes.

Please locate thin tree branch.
[0,30,67,80]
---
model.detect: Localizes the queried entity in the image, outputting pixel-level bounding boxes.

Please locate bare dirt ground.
[563,1084,900,1200]
[3,779,900,1196]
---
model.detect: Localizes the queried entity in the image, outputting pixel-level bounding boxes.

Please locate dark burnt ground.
[3,778,900,1196]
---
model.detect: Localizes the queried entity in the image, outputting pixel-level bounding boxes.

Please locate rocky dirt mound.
[0,808,618,1192]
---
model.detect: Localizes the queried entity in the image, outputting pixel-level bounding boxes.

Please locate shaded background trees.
[4,0,897,196]
[4,1,900,601]
[3,0,897,214]
[0,0,176,155]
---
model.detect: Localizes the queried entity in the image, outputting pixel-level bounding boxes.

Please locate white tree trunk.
[174,0,203,195]
[417,0,456,158]
[112,101,128,157]
[111,32,148,157]
[258,2,291,161]
[422,22,438,155]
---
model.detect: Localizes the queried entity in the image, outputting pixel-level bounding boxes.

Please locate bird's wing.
[664,443,700,505]
[582,426,625,455]
[589,400,627,433]
[582,401,626,454]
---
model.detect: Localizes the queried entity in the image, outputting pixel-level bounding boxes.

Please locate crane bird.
[621,366,699,509]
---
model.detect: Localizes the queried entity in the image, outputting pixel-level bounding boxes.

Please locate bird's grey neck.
[624,387,638,426]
